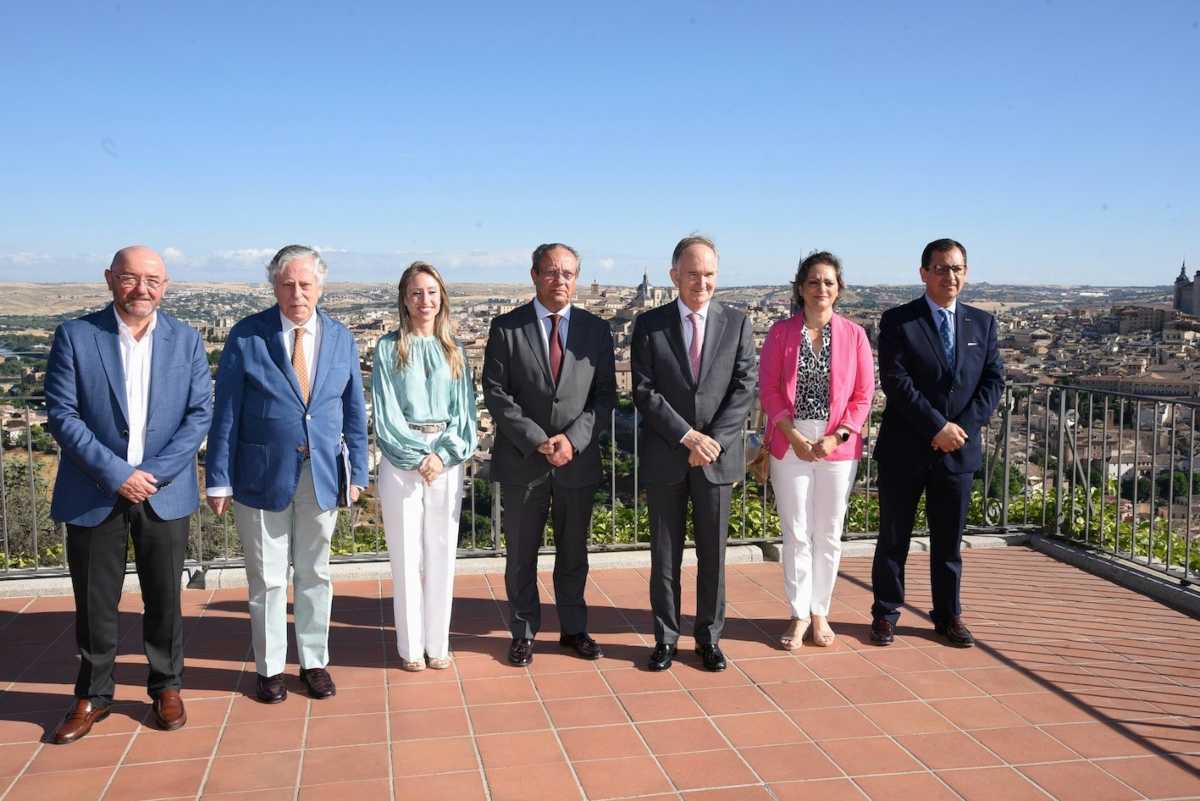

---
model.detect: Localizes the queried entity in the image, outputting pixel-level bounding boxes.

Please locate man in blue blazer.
[45,246,212,743]
[206,245,368,703]
[870,238,1005,648]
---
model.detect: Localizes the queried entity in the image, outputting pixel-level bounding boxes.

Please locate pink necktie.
[688,312,703,380]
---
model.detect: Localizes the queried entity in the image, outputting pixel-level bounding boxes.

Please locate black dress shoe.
[870,618,895,646]
[508,638,534,666]
[558,632,603,660]
[300,667,337,698]
[255,673,287,704]
[933,615,975,648]
[647,642,677,671]
[694,643,727,672]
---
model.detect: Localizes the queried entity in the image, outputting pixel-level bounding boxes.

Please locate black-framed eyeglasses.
[924,264,965,277]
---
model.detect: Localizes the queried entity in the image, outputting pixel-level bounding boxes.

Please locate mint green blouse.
[371,332,477,470]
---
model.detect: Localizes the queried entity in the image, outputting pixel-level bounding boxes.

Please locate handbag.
[747,433,771,485]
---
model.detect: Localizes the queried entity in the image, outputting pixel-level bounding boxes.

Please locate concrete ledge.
[0,545,764,597]
[1028,534,1200,620]
[761,530,1030,561]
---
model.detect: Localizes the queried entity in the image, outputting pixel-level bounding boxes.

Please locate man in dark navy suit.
[870,238,1004,648]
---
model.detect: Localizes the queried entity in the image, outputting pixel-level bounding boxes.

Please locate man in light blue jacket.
[45,245,212,743]
[206,245,368,704]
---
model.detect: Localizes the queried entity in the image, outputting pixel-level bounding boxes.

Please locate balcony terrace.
[1,548,1198,801]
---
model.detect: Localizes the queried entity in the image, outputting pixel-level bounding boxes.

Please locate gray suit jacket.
[483,302,617,488]
[631,300,757,485]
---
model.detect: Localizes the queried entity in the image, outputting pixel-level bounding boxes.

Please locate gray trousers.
[502,476,595,639]
[647,469,731,646]
[234,461,338,676]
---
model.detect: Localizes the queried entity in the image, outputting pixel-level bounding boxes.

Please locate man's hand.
[682,429,721,464]
[350,485,363,503]
[207,495,231,515]
[932,422,968,453]
[118,469,158,503]
[541,434,575,468]
[417,453,445,485]
[809,434,840,460]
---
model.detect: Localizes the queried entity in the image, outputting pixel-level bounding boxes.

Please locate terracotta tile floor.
[1,548,1199,800]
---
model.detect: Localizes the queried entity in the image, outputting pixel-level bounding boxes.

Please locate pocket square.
[967,342,978,346]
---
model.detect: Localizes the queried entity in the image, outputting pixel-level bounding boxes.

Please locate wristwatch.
[836,429,851,443]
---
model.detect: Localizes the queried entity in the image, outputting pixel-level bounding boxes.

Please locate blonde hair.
[394,261,464,379]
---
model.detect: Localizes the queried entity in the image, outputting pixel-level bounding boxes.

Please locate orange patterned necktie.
[292,327,310,404]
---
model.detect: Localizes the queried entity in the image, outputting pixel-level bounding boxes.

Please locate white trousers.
[770,419,858,618]
[379,442,464,662]
[235,461,337,677]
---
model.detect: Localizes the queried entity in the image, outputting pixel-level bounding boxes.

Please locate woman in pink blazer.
[759,252,874,648]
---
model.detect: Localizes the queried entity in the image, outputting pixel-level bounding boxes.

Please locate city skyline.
[1,2,1197,285]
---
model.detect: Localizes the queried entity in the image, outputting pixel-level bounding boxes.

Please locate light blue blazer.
[45,305,213,527]
[205,306,369,512]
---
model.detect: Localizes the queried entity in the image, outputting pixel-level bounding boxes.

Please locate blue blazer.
[206,306,369,512]
[45,306,213,527]
[873,296,1005,474]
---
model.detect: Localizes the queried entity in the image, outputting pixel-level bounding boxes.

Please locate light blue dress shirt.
[924,294,957,355]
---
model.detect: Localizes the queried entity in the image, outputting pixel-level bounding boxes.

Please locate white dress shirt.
[677,297,711,353]
[281,309,321,382]
[532,297,571,358]
[208,310,322,499]
[115,307,156,467]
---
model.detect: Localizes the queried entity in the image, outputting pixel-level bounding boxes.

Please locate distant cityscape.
[0,268,1197,510]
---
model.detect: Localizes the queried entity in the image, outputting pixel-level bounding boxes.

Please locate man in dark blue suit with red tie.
[870,238,1005,648]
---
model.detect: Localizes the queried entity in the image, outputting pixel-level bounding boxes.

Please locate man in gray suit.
[483,243,618,666]
[632,235,757,671]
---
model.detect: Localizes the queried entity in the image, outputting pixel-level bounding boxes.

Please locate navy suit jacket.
[873,296,1005,474]
[206,306,369,512]
[45,306,213,526]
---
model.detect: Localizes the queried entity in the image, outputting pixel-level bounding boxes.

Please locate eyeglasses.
[924,264,965,277]
[539,270,577,281]
[115,275,165,291]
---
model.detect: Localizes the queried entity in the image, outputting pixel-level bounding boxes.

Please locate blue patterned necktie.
[938,308,955,364]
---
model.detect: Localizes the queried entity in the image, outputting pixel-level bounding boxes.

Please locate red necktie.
[548,313,563,385]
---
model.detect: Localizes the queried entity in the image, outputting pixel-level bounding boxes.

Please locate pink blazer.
[759,312,875,461]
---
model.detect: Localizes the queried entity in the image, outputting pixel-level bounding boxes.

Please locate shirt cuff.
[207,486,233,497]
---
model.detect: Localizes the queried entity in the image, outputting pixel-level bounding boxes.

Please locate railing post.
[1053,388,1066,532]
[1001,386,1012,529]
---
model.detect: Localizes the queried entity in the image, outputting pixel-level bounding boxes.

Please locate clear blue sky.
[1,1,1197,287]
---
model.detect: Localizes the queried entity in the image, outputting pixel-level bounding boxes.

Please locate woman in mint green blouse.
[373,262,477,671]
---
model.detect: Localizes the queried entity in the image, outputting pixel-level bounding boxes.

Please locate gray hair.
[266,244,328,286]
[671,234,718,266]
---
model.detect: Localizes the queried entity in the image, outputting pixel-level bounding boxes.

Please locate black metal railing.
[1,382,1196,589]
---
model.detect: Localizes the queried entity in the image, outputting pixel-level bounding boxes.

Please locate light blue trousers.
[235,461,338,677]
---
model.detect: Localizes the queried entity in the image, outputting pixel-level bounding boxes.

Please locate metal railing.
[2,383,1197,589]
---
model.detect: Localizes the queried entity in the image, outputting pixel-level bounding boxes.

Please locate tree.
[0,455,60,568]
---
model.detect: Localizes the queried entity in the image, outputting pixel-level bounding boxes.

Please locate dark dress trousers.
[45,306,212,704]
[871,296,1005,626]
[482,302,617,639]
[631,301,756,646]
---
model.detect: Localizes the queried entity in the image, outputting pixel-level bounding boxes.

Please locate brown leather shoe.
[300,667,337,699]
[934,615,975,648]
[869,618,895,646]
[153,689,187,731]
[52,699,110,744]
